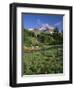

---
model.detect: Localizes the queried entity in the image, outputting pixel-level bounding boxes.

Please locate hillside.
[23,28,63,75]
[24,28,63,49]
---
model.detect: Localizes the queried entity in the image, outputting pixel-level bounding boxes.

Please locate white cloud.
[54,21,61,26]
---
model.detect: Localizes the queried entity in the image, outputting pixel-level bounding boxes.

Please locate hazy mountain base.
[23,28,63,75]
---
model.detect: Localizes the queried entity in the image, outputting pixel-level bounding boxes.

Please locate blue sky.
[22,13,63,31]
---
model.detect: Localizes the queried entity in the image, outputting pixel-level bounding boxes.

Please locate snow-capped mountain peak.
[28,24,55,33]
[39,24,55,31]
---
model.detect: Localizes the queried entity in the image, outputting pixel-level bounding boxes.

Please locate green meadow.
[23,28,63,75]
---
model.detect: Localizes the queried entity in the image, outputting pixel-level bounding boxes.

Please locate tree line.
[24,28,63,47]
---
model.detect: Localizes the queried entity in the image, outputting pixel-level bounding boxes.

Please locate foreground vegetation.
[24,46,63,75]
[23,27,63,75]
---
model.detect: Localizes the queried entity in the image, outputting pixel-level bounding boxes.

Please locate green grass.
[23,46,63,75]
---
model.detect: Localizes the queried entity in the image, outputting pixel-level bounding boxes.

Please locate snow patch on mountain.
[39,24,55,31]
